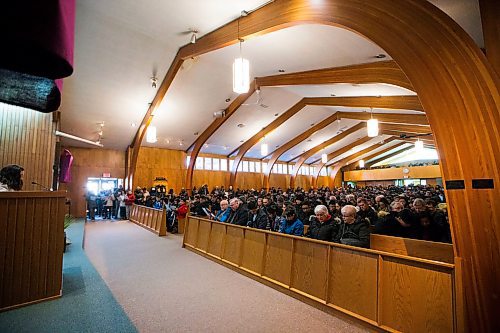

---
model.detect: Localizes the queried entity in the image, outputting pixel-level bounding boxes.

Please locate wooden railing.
[0,191,66,311]
[370,233,454,264]
[183,216,459,332]
[129,204,166,236]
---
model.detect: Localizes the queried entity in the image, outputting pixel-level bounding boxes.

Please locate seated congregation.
[186,184,452,248]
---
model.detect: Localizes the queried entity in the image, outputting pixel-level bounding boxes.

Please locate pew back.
[370,233,454,263]
[0,191,66,311]
[129,204,166,236]
[183,216,459,332]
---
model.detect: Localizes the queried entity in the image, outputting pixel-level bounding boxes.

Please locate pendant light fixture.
[260,143,268,156]
[367,108,379,137]
[359,159,365,168]
[233,16,250,94]
[321,153,328,163]
[146,126,157,143]
[415,139,424,152]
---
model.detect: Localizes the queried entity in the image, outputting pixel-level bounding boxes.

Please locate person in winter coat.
[279,206,304,236]
[227,198,248,226]
[125,190,135,219]
[335,205,371,248]
[247,200,269,230]
[307,205,339,242]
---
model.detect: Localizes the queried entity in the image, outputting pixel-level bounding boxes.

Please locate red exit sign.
[102,173,111,178]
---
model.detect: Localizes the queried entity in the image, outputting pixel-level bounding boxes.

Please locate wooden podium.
[0,191,66,311]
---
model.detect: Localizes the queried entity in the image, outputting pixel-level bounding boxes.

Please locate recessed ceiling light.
[131,123,136,127]
[240,140,244,143]
[237,123,245,128]
[274,113,279,117]
[375,54,386,59]
[225,98,231,103]
[278,69,285,73]
[194,132,199,136]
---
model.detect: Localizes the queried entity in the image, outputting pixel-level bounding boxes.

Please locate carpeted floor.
[0,220,137,333]
[83,221,373,333]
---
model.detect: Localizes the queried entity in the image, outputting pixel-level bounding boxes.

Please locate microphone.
[32,181,52,191]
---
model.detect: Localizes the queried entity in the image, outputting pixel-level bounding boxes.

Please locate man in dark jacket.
[307,205,339,242]
[227,198,249,226]
[335,205,371,248]
[247,200,269,229]
[356,197,378,225]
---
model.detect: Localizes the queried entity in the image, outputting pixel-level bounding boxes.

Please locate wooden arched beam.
[366,145,415,168]
[311,137,397,187]
[262,113,340,189]
[229,99,306,187]
[343,141,408,171]
[130,1,500,329]
[378,123,431,135]
[255,60,414,91]
[303,95,423,111]
[291,135,373,188]
[335,111,428,126]
[185,82,256,193]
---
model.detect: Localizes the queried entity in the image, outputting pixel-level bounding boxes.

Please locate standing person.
[86,190,97,221]
[0,164,24,191]
[104,191,114,219]
[117,191,127,219]
[125,190,135,219]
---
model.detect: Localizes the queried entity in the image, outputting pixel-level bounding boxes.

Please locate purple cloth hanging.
[59,149,74,183]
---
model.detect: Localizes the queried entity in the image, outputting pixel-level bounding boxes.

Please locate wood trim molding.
[303,95,423,111]
[335,111,428,126]
[255,60,415,91]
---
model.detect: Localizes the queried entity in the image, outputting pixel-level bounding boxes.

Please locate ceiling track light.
[189,29,198,44]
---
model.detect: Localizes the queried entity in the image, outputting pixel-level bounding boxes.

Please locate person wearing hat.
[279,205,304,236]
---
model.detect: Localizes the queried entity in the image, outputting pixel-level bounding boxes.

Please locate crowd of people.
[120,183,451,247]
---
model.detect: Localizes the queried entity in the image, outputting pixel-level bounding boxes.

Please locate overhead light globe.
[321,153,327,163]
[359,160,365,168]
[367,118,379,137]
[415,139,424,152]
[233,57,250,94]
[260,143,268,156]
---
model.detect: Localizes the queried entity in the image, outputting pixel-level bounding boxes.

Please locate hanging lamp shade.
[146,126,157,143]
[415,139,424,152]
[367,118,379,137]
[233,57,250,94]
[321,153,328,163]
[359,160,365,168]
[260,143,268,156]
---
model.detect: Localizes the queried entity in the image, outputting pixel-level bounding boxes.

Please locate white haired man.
[335,205,371,248]
[307,205,339,242]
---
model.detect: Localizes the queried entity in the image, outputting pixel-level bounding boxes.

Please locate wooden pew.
[129,204,166,236]
[183,216,459,332]
[0,191,66,311]
[370,233,454,264]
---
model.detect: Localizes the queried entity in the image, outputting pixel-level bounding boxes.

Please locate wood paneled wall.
[184,216,457,332]
[0,191,66,311]
[0,103,56,190]
[344,165,441,182]
[59,147,125,218]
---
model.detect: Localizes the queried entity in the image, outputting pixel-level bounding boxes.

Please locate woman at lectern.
[0,164,24,191]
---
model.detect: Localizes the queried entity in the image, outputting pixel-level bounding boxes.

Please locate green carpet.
[0,220,137,333]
